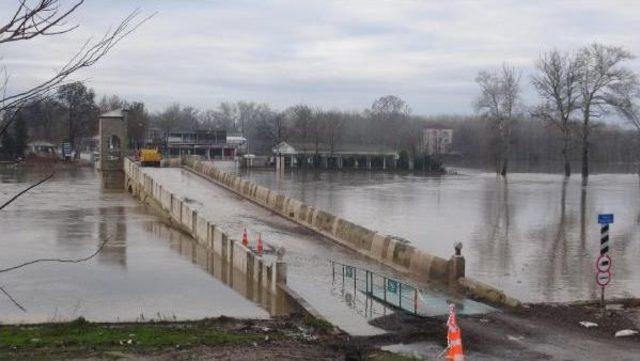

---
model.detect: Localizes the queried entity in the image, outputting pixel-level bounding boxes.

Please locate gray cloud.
[2,0,640,114]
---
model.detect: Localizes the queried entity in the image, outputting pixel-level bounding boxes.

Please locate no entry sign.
[596,271,611,286]
[597,254,612,272]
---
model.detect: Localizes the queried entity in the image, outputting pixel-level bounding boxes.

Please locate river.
[0,165,270,323]
[236,166,640,303]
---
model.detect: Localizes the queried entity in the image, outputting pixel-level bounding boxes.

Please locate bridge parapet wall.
[123,158,284,298]
[181,157,458,287]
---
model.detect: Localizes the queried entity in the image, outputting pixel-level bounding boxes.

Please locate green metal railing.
[331,260,423,316]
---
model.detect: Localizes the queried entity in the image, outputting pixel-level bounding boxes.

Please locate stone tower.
[98,109,127,171]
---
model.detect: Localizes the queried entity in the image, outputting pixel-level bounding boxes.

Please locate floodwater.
[0,165,270,323]
[143,167,490,335]
[236,167,640,303]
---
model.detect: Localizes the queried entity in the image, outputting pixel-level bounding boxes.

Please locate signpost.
[62,142,72,160]
[596,214,614,306]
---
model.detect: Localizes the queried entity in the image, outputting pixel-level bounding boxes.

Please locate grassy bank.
[0,316,421,360]
[0,317,262,359]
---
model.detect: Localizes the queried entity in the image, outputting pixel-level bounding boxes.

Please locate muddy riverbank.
[0,314,403,361]
[2,302,639,360]
[368,301,640,360]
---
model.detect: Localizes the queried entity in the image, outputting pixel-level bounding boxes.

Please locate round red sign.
[596,254,612,272]
[596,270,611,286]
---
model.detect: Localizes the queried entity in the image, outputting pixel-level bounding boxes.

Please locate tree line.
[3,80,639,176]
[475,43,639,183]
[1,81,150,159]
[3,38,639,179]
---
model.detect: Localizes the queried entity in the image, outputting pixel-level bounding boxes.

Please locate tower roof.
[100,108,126,118]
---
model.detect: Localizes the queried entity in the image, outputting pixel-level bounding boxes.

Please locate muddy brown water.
[0,166,272,323]
[234,166,640,303]
[141,166,492,336]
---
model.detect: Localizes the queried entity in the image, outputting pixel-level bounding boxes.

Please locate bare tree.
[475,64,521,176]
[624,103,640,175]
[318,110,344,154]
[575,44,639,184]
[57,81,98,156]
[0,0,153,136]
[371,95,411,115]
[98,94,125,113]
[370,95,411,149]
[285,104,313,143]
[532,50,581,176]
[154,103,200,135]
[257,111,287,148]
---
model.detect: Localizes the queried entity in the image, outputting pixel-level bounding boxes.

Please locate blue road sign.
[598,214,614,225]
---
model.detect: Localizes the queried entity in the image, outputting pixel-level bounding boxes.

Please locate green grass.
[368,351,424,361]
[302,314,334,332]
[0,318,259,352]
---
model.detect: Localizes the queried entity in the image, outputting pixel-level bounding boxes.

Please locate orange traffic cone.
[242,229,249,247]
[446,304,464,361]
[257,233,264,255]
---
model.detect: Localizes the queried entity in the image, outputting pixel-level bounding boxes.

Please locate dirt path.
[367,303,640,360]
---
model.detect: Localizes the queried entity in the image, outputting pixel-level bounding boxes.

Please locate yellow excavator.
[139,147,162,167]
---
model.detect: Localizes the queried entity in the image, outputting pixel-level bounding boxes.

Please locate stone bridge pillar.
[98,109,127,189]
[98,109,127,171]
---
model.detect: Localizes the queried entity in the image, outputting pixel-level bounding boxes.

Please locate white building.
[422,128,453,155]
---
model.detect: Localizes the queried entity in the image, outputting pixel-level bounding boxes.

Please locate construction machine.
[139,147,162,166]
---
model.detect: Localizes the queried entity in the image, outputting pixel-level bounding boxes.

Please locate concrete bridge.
[121,157,518,332]
[96,113,513,334]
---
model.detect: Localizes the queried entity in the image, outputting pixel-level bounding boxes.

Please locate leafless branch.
[0,286,26,312]
[0,172,54,211]
[0,0,84,44]
[0,235,112,312]
[0,236,111,274]
[0,4,156,131]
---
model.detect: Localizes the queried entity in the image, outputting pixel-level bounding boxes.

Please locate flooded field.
[0,165,270,323]
[237,167,640,303]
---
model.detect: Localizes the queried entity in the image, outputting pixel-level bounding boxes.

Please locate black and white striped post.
[597,213,614,307]
[600,223,610,256]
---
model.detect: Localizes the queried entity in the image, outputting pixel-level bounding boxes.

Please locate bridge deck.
[142,166,491,335]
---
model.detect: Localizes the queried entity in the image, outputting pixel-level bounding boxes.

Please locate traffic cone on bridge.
[257,233,264,255]
[242,229,249,247]
[446,304,464,361]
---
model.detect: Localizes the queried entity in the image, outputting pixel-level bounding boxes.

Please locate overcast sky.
[2,0,640,115]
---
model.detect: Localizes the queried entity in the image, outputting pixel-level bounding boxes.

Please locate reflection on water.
[329,261,492,322]
[144,222,295,316]
[0,166,271,323]
[98,206,128,268]
[238,168,640,302]
[101,171,125,191]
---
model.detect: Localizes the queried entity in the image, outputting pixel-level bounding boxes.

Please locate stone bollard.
[276,247,287,285]
[448,242,465,286]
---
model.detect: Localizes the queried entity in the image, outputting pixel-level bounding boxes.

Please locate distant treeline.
[0,82,149,159]
[145,96,638,170]
[2,86,638,170]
